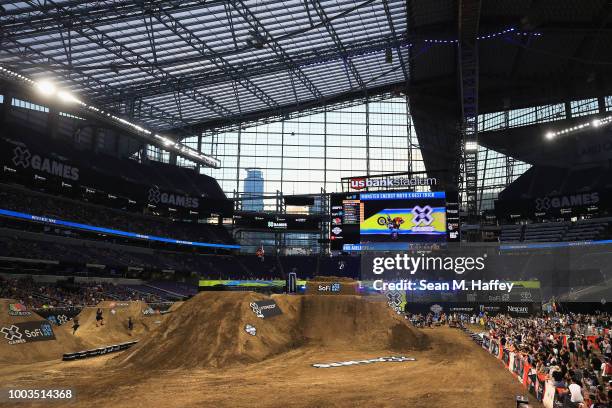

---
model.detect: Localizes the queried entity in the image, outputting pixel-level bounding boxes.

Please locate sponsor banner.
[147,185,200,209]
[403,302,540,316]
[445,191,460,242]
[8,303,31,317]
[316,282,342,293]
[35,307,82,326]
[62,341,138,361]
[1,321,56,345]
[473,331,548,403]
[3,141,80,181]
[108,302,130,308]
[386,291,407,314]
[0,138,233,217]
[233,212,320,231]
[312,356,416,368]
[249,300,282,319]
[142,306,171,316]
[495,189,612,218]
[306,281,357,295]
[347,175,437,191]
[199,279,307,293]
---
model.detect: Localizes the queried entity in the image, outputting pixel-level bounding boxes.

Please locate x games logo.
[1,325,24,344]
[12,146,31,168]
[411,205,433,225]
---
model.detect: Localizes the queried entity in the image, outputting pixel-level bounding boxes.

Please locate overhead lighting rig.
[545,115,612,141]
[0,65,220,168]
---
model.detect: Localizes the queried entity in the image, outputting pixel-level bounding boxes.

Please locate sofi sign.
[349,176,437,190]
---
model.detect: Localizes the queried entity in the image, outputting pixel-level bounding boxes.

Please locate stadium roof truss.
[0,0,411,136]
[2,0,612,172]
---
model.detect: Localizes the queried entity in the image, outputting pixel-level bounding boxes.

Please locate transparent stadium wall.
[188,95,426,203]
[474,98,605,212]
[179,95,426,253]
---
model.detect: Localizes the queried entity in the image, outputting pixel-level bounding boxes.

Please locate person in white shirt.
[568,377,584,404]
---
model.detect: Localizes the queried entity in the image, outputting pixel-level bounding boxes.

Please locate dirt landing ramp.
[61,301,159,348]
[0,299,91,365]
[118,292,426,370]
[298,295,425,350]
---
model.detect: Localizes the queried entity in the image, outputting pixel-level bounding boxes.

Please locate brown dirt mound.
[62,301,160,347]
[118,292,302,369]
[0,299,91,365]
[118,292,426,370]
[298,295,425,350]
[167,301,184,312]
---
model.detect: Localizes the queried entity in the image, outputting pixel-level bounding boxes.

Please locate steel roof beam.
[90,34,405,104]
[310,0,365,90]
[1,38,187,130]
[0,0,228,39]
[382,0,409,81]
[151,8,278,111]
[175,82,407,135]
[18,0,235,119]
[229,0,323,100]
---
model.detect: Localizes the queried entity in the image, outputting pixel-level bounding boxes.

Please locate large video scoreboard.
[330,191,451,251]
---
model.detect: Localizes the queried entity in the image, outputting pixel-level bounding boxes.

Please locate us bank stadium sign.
[348,175,437,191]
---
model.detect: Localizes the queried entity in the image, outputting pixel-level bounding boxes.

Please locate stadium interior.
[1,1,612,407]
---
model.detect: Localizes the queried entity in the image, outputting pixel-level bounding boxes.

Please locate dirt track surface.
[0,311,542,407]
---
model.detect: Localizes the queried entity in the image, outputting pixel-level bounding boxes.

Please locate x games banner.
[0,321,56,345]
[495,190,612,219]
[0,137,232,217]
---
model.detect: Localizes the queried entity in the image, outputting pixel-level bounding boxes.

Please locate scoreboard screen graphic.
[330,191,447,251]
[360,192,446,240]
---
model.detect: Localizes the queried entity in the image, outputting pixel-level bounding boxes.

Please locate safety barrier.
[62,340,138,361]
[461,327,562,408]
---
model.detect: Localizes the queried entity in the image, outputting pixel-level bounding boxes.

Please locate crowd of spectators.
[406,312,612,407]
[0,276,164,308]
[480,313,612,408]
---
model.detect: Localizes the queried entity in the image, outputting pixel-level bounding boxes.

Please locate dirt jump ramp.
[0,299,91,365]
[63,300,160,348]
[118,292,426,370]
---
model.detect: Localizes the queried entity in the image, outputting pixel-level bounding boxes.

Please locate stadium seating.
[499,224,523,242]
[0,183,234,245]
[523,221,569,242]
[562,217,612,241]
[500,218,612,243]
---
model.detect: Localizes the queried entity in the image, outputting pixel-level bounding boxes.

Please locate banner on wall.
[35,307,82,326]
[403,301,540,316]
[0,137,232,217]
[495,189,612,219]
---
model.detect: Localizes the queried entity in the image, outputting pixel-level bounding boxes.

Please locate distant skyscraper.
[243,168,264,211]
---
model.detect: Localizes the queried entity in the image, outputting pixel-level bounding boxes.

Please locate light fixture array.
[0,66,220,168]
[545,115,612,140]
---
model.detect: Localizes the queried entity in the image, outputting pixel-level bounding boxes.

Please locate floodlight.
[36,80,56,96]
[545,132,555,140]
[57,90,79,103]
